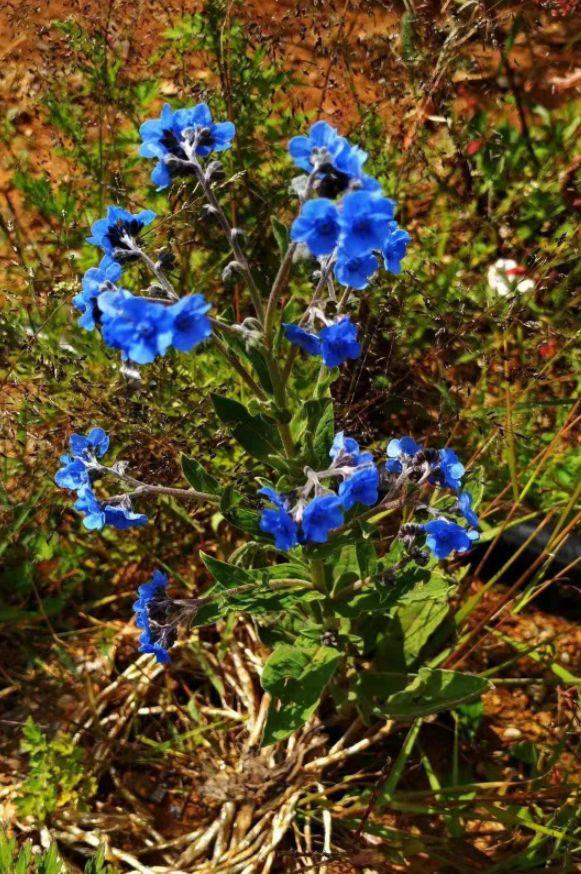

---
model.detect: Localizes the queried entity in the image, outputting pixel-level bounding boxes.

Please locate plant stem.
[379,717,423,803]
[310,558,338,631]
[263,170,318,347]
[179,151,265,320]
[212,331,268,401]
[281,254,337,387]
[99,467,219,505]
[137,249,179,300]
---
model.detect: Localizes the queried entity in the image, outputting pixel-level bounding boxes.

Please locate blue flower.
[288,121,345,173]
[283,323,322,356]
[133,571,173,663]
[73,486,107,530]
[382,221,411,274]
[99,292,174,364]
[434,448,465,491]
[330,432,373,466]
[140,103,236,189]
[54,456,90,491]
[338,466,379,510]
[387,436,422,459]
[55,428,110,494]
[258,487,287,510]
[169,294,212,351]
[73,258,123,330]
[386,436,422,475]
[302,495,344,544]
[338,191,395,257]
[332,139,368,180]
[73,485,148,531]
[423,519,478,560]
[260,508,299,551]
[291,199,340,256]
[288,122,376,199]
[259,488,299,550]
[104,505,148,529]
[458,491,479,528]
[334,251,379,290]
[319,318,361,368]
[70,427,110,460]
[87,206,156,259]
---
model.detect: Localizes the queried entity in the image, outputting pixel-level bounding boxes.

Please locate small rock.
[160,80,179,96]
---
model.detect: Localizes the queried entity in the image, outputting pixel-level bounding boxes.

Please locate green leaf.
[223,505,263,537]
[261,643,342,745]
[331,545,360,589]
[352,670,411,722]
[271,216,289,255]
[375,572,451,670]
[311,399,334,468]
[37,844,65,874]
[84,846,116,874]
[211,393,282,461]
[334,585,396,619]
[200,552,254,591]
[181,454,221,496]
[380,668,491,719]
[219,484,239,513]
[356,539,378,579]
[191,560,315,628]
[245,347,274,394]
[215,324,274,394]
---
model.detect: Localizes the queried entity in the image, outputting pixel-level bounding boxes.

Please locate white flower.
[487,259,535,297]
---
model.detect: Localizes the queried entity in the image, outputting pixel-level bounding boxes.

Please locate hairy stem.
[98,466,219,505]
[179,150,265,320]
[136,248,179,300]
[263,170,318,347]
[212,330,268,400]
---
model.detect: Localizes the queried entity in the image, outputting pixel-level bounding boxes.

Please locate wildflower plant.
[55,109,490,744]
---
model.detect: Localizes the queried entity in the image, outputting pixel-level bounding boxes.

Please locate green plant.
[17,718,97,822]
[0,834,117,874]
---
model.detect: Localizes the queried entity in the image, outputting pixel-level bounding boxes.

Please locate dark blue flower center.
[318,218,338,236]
[160,128,189,161]
[317,165,350,199]
[105,218,143,251]
[353,218,371,236]
[174,313,193,331]
[136,320,155,337]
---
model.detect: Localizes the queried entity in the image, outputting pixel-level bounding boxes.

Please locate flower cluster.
[259,432,379,549]
[282,122,410,372]
[288,122,410,288]
[291,191,409,290]
[98,287,211,365]
[76,207,212,364]
[259,432,480,559]
[386,436,480,559]
[132,571,175,663]
[283,316,361,368]
[54,428,147,530]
